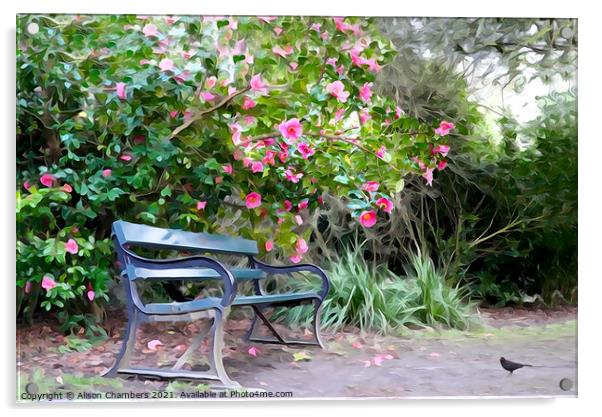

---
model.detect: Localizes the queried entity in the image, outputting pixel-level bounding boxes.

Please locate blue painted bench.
[104,220,330,388]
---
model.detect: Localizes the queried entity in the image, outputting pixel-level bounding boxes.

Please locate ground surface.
[17,306,577,401]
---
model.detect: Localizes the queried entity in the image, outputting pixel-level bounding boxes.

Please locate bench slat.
[233,292,320,306]
[113,220,259,255]
[128,266,266,281]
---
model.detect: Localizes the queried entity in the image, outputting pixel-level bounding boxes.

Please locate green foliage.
[279,245,474,333]
[16,14,449,318]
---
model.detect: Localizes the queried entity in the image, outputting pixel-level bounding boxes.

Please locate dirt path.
[17,307,577,400]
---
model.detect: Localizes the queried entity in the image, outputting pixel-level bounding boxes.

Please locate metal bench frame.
[104,220,330,388]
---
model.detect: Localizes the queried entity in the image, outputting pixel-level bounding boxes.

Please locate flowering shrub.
[17,14,452,316]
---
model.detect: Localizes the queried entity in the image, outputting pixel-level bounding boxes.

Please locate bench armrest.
[118,245,237,308]
[251,258,330,300]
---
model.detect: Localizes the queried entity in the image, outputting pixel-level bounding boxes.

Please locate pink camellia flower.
[284,168,303,183]
[362,181,380,192]
[278,151,288,163]
[222,164,233,174]
[297,142,315,159]
[437,160,447,171]
[245,192,262,209]
[200,91,216,102]
[24,281,32,294]
[258,16,277,23]
[395,106,402,119]
[205,76,217,89]
[289,62,298,71]
[376,197,394,214]
[326,57,337,68]
[295,215,304,225]
[102,169,112,178]
[120,154,132,162]
[41,276,56,291]
[278,118,303,141]
[358,82,373,103]
[412,156,426,171]
[23,180,31,191]
[230,123,242,146]
[174,71,190,84]
[169,110,178,119]
[310,23,322,32]
[359,210,377,228]
[296,238,309,254]
[284,200,293,211]
[40,173,55,188]
[435,121,455,136]
[214,176,223,184]
[376,146,387,160]
[359,109,371,125]
[62,184,73,193]
[65,238,79,255]
[196,201,207,210]
[242,96,256,110]
[289,254,303,264]
[116,82,127,100]
[273,26,283,36]
[142,23,159,37]
[265,240,274,252]
[423,167,434,186]
[334,108,345,122]
[326,80,350,103]
[432,144,451,157]
[251,161,264,173]
[250,74,268,94]
[248,346,259,357]
[298,199,309,210]
[147,340,163,351]
[262,150,277,166]
[159,58,174,72]
[272,45,294,58]
[87,290,95,302]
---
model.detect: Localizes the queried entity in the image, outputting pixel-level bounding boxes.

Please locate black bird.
[500,357,533,374]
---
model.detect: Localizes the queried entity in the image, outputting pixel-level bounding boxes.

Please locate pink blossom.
[258,16,277,23]
[295,215,303,226]
[251,161,264,173]
[321,31,329,41]
[174,71,190,84]
[289,254,303,264]
[365,58,381,73]
[214,176,223,184]
[248,346,259,356]
[23,180,31,191]
[62,184,73,193]
[435,121,455,136]
[24,281,32,294]
[359,210,377,228]
[87,290,95,302]
[376,197,394,214]
[200,91,216,102]
[333,17,351,32]
[120,154,132,162]
[182,50,196,59]
[102,169,112,178]
[279,151,288,163]
[298,199,309,210]
[423,167,434,186]
[272,45,294,58]
[334,108,345,122]
[116,82,127,100]
[262,150,277,165]
[413,157,426,171]
[362,181,380,192]
[326,81,350,103]
[40,173,55,187]
[273,26,283,36]
[437,160,447,171]
[165,16,179,25]
[296,238,309,254]
[297,142,315,159]
[147,340,163,351]
[376,146,387,159]
[289,62,299,71]
[228,86,237,95]
[317,196,324,205]
[432,144,450,157]
[284,200,293,211]
[159,58,174,72]
[197,201,207,210]
[265,241,274,252]
[358,82,373,103]
[242,96,256,110]
[395,106,402,119]
[169,111,178,119]
[245,192,262,209]
[284,168,303,183]
[278,118,303,141]
[205,76,217,89]
[310,23,322,32]
[352,341,363,349]
[142,23,159,37]
[230,123,242,146]
[250,74,268,94]
[41,276,56,291]
[222,164,233,174]
[326,57,337,68]
[359,109,371,125]
[65,239,79,255]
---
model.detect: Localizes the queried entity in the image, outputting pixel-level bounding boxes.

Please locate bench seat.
[128,266,266,281]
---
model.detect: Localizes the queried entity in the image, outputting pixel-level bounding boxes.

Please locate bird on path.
[500,357,533,374]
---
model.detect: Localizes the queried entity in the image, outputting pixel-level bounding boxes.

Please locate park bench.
[104,220,330,388]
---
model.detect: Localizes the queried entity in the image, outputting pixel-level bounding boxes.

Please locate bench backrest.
[112,220,259,255]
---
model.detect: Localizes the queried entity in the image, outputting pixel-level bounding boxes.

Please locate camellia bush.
[17,14,453,319]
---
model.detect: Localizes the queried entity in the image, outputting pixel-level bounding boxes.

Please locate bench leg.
[246,299,326,349]
[103,308,139,378]
[209,307,240,388]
